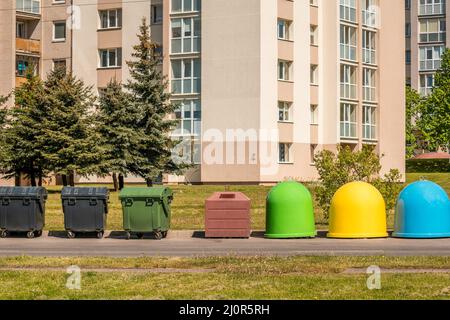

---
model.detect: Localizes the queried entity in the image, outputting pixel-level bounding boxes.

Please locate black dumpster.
[0,187,47,239]
[61,187,109,239]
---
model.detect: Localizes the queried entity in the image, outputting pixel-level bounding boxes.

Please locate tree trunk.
[146,178,153,187]
[118,174,125,190]
[112,173,118,192]
[30,170,37,187]
[69,172,75,187]
[15,171,21,187]
[62,175,68,187]
[38,174,43,187]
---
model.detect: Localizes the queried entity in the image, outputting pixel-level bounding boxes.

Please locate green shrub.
[406,159,450,173]
[314,145,403,220]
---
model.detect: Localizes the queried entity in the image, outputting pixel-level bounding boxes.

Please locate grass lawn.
[42,173,450,232]
[0,256,449,300]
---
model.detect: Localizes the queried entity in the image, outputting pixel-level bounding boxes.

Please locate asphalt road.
[0,231,449,257]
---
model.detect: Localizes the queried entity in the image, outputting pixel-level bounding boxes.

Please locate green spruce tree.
[125,18,188,186]
[97,79,141,190]
[43,68,107,186]
[0,69,48,186]
[418,48,450,152]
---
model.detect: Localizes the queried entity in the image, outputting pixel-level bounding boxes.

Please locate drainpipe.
[70,0,74,73]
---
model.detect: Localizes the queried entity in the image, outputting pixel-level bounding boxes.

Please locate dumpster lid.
[61,187,109,200]
[0,187,48,200]
[119,187,173,199]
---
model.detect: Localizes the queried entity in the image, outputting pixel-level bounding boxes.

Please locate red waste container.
[205,192,251,238]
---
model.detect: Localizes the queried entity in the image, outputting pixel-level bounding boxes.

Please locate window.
[406,50,412,64]
[171,59,201,94]
[278,19,292,40]
[340,0,357,22]
[171,17,201,54]
[171,0,201,13]
[53,59,66,71]
[419,18,446,43]
[419,0,446,15]
[340,103,357,138]
[340,64,357,99]
[16,21,27,38]
[151,4,163,24]
[362,30,376,64]
[310,105,319,125]
[363,105,377,140]
[173,99,201,137]
[278,102,292,122]
[99,9,122,29]
[310,25,318,45]
[99,48,122,68]
[363,68,376,102]
[310,64,318,84]
[340,25,357,61]
[16,56,38,77]
[278,60,292,81]
[419,45,445,70]
[310,144,317,164]
[420,74,434,96]
[53,0,65,4]
[16,0,40,14]
[405,23,411,37]
[362,0,377,27]
[53,21,66,41]
[279,143,292,163]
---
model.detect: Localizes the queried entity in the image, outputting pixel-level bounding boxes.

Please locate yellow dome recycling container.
[328,182,388,239]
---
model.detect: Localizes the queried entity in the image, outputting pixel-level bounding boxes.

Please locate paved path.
[0,231,449,257]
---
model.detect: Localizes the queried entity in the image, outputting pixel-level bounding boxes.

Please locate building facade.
[406,0,449,95]
[0,0,405,185]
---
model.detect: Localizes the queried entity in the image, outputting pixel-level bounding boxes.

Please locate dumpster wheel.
[27,231,35,239]
[154,231,163,240]
[97,231,104,239]
[0,230,7,238]
[35,230,43,237]
[136,233,145,239]
[67,231,76,239]
[162,231,168,239]
[125,231,131,240]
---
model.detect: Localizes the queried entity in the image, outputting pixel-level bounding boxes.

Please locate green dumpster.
[119,187,173,240]
[265,181,316,239]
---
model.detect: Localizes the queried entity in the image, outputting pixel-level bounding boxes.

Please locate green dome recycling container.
[265,181,316,239]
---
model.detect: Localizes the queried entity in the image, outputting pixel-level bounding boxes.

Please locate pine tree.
[125,18,189,186]
[418,48,450,152]
[42,69,107,186]
[0,69,48,186]
[97,79,141,190]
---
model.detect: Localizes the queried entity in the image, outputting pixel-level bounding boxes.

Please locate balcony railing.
[16,38,40,54]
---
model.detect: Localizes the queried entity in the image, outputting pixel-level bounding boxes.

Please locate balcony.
[419,4,446,16]
[15,77,28,87]
[16,0,41,16]
[16,38,40,55]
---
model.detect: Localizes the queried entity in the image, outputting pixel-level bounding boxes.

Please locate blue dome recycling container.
[393,180,450,239]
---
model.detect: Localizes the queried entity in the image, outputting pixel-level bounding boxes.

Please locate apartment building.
[406,0,449,95]
[0,0,405,185]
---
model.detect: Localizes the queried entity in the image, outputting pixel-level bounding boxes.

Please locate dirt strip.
[343,268,450,274]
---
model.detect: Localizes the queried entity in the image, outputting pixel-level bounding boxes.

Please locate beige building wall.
[201,0,262,183]
[0,1,15,99]
[41,0,72,77]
